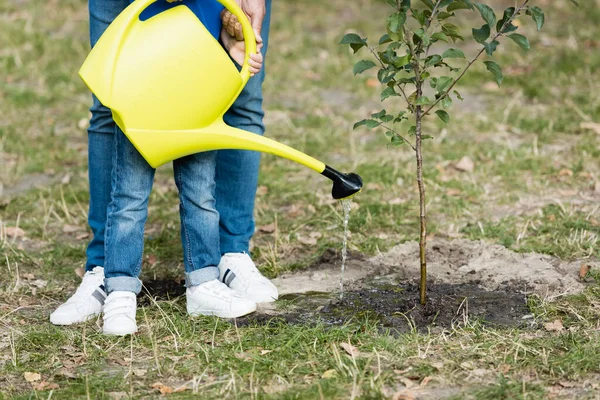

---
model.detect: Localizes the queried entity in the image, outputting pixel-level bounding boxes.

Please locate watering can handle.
[121,0,257,84]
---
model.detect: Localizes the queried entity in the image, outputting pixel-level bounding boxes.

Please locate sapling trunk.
[415,103,427,306]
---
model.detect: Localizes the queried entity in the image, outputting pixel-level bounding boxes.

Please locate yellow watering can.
[79,0,362,199]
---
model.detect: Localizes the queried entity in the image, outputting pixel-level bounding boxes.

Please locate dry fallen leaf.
[454,156,475,173]
[498,364,511,374]
[580,121,600,134]
[5,227,26,238]
[340,342,359,358]
[388,197,405,205]
[132,369,147,377]
[258,223,276,234]
[260,350,272,355]
[23,273,35,280]
[321,369,337,379]
[558,381,576,388]
[298,235,317,246]
[62,224,81,234]
[579,264,591,280]
[33,381,59,391]
[76,232,90,240]
[558,168,573,177]
[61,174,71,185]
[446,188,462,196]
[77,118,89,130]
[420,376,434,387]
[256,185,268,196]
[544,319,564,332]
[24,372,41,382]
[151,382,174,395]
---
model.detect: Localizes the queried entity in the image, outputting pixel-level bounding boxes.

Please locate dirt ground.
[237,238,597,331]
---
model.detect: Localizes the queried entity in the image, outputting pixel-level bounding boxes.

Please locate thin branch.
[380,124,417,151]
[422,0,530,117]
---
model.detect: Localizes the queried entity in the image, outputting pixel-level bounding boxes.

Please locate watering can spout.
[125,121,362,199]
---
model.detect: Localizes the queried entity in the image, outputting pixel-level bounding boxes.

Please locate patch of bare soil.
[239,239,596,331]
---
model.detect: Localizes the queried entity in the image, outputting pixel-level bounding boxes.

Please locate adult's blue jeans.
[85,0,271,272]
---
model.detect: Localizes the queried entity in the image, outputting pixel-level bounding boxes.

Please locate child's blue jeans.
[85,0,271,293]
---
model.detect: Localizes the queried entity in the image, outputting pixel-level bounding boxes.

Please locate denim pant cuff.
[185,266,219,287]
[105,276,142,295]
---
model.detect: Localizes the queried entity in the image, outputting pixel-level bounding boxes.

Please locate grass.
[1,0,600,398]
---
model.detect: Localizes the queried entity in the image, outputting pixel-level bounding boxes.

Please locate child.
[51,1,269,336]
[101,6,266,336]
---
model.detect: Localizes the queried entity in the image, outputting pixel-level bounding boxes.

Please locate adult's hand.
[221,0,266,50]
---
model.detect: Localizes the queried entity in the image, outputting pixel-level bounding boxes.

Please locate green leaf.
[484,40,499,56]
[496,7,517,33]
[381,114,394,122]
[371,109,387,119]
[408,126,417,136]
[391,135,405,146]
[442,23,464,41]
[436,11,455,20]
[378,68,394,84]
[365,119,382,128]
[431,32,450,43]
[353,119,367,129]
[415,96,431,105]
[442,96,453,109]
[379,34,392,45]
[340,33,367,53]
[453,90,464,100]
[393,54,412,68]
[472,24,490,44]
[448,1,473,12]
[442,48,466,58]
[353,60,377,75]
[483,60,503,86]
[508,33,530,51]
[527,6,545,31]
[422,135,434,140]
[569,0,579,7]
[435,110,450,123]
[473,3,496,29]
[388,11,407,33]
[439,0,454,8]
[385,130,394,137]
[412,9,427,26]
[340,33,365,45]
[425,54,442,67]
[419,0,434,10]
[436,76,453,93]
[381,86,397,101]
[386,0,398,7]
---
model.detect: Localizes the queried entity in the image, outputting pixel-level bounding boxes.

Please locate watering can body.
[79,0,362,199]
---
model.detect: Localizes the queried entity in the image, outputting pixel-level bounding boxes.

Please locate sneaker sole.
[187,304,257,319]
[103,327,137,336]
[50,311,101,326]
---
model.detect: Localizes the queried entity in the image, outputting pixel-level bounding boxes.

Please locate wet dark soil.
[238,281,532,332]
[138,279,186,306]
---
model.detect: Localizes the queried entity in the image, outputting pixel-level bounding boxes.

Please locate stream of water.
[339,198,352,300]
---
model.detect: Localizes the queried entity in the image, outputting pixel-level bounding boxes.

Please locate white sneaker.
[50,266,106,325]
[186,279,257,318]
[103,291,137,336]
[218,253,278,303]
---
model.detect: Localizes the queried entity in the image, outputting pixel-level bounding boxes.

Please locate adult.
[50,0,276,325]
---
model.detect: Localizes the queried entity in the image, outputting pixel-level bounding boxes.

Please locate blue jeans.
[85,0,271,276]
[104,130,220,294]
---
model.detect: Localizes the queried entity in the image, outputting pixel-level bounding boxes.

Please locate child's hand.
[220,20,263,76]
